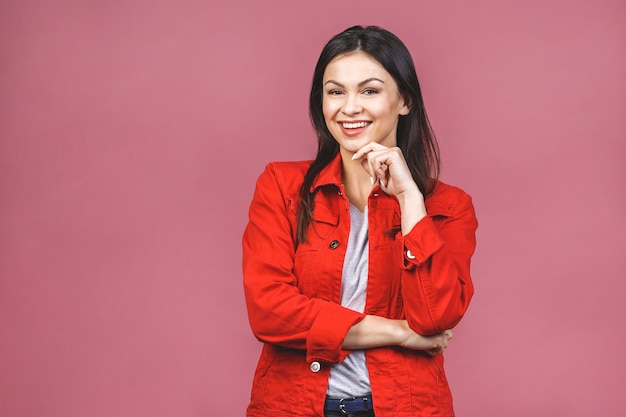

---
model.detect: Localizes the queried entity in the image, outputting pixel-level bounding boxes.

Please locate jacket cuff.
[306,302,364,364]
[400,216,444,269]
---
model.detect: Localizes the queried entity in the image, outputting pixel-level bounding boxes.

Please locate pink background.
[1,0,625,416]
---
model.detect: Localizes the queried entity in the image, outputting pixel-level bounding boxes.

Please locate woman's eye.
[327,90,343,95]
[363,88,378,95]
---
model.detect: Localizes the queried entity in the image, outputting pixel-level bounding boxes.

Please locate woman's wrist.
[397,187,427,235]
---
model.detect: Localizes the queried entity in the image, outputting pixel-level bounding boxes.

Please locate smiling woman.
[242,26,478,417]
[322,52,410,155]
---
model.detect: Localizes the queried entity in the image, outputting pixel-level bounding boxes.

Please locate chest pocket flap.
[426,199,454,219]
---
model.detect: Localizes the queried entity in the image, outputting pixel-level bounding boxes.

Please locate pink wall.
[1,0,625,416]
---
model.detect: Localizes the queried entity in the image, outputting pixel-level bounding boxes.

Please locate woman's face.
[322,51,409,154]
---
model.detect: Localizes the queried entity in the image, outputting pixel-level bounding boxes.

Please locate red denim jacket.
[243,154,477,417]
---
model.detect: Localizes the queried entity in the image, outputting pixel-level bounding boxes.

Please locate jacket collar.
[310,152,343,192]
[307,152,451,216]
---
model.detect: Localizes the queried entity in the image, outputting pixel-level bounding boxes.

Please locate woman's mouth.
[340,121,371,136]
[342,121,369,129]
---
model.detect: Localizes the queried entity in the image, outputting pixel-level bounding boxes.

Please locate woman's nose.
[341,94,363,115]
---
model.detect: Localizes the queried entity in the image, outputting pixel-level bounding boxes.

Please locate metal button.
[406,250,416,260]
[329,240,339,249]
[310,361,321,373]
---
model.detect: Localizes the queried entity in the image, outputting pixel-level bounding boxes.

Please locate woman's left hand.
[352,142,421,200]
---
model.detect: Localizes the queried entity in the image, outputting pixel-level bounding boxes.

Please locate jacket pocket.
[405,352,453,414]
[293,201,340,299]
[251,346,308,414]
[296,201,339,252]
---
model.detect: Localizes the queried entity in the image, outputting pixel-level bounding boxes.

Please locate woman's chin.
[337,138,369,154]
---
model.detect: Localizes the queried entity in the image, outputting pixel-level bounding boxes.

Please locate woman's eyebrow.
[324,77,386,88]
[358,77,385,87]
[324,80,344,87]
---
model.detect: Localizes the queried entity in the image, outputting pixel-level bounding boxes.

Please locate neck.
[340,150,376,211]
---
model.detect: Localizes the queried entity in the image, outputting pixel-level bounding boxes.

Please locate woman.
[243,26,477,417]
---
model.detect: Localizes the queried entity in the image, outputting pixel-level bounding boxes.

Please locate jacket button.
[406,250,416,260]
[310,361,321,373]
[329,240,339,249]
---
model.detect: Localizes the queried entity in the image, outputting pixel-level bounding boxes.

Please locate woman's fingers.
[428,330,454,355]
[353,145,397,187]
[357,156,376,183]
[351,141,387,161]
[352,143,418,196]
[355,151,389,187]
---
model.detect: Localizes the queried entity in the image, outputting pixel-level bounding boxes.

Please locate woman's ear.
[400,95,412,115]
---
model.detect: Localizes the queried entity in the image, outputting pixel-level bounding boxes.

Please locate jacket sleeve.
[399,189,478,335]
[242,163,364,364]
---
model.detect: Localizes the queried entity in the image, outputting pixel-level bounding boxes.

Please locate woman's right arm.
[343,315,453,355]
[243,163,365,365]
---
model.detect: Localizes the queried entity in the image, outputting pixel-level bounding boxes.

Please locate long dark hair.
[297,25,440,243]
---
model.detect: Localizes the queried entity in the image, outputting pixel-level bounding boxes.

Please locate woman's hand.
[398,320,453,356]
[351,142,420,200]
[352,142,427,234]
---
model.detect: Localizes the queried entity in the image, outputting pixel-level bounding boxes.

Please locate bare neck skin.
[340,149,375,212]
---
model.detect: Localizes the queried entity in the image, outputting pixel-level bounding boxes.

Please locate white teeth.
[342,122,369,129]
